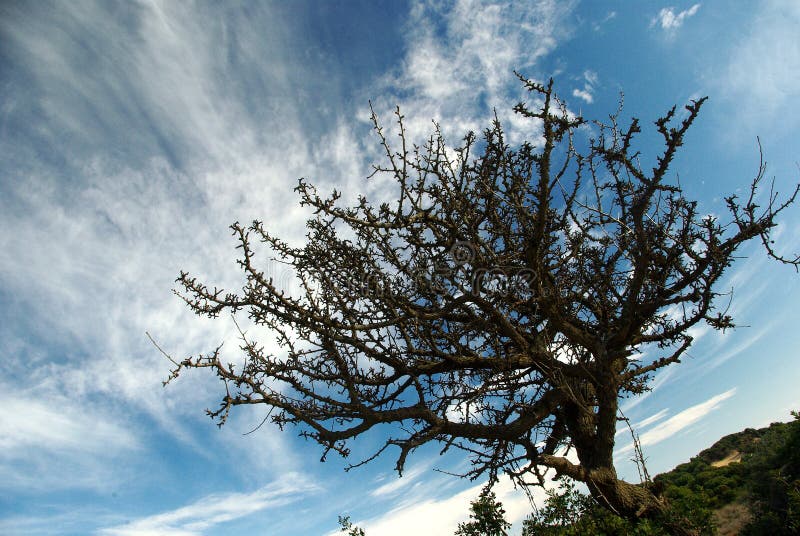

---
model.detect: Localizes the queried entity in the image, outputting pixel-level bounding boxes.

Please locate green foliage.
[455,488,511,536]
[741,411,800,535]
[338,515,366,536]
[334,413,800,536]
[653,456,744,511]
[522,480,680,536]
[518,470,722,535]
[651,411,800,535]
[522,480,590,533]
[657,485,716,534]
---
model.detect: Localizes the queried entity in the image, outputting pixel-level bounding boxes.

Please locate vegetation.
[172,74,798,533]
[523,476,719,535]
[337,516,365,536]
[527,412,800,535]
[732,412,800,534]
[455,489,512,536]
[339,413,800,535]
[523,479,679,535]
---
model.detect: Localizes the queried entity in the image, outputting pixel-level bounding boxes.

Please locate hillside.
[523,412,800,535]
[649,413,800,535]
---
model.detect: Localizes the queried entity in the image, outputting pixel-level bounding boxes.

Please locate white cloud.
[374,0,577,145]
[616,408,670,437]
[571,70,597,104]
[592,11,617,32]
[572,88,593,104]
[0,510,120,536]
[351,450,582,536]
[720,1,800,131]
[636,408,671,430]
[97,473,320,536]
[0,381,140,492]
[652,4,701,31]
[696,322,773,374]
[0,1,579,510]
[618,388,736,456]
[0,0,320,480]
[0,389,137,454]
[370,463,431,497]
[350,475,547,536]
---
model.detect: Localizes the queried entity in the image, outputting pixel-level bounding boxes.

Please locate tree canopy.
[171,76,798,533]
[455,488,511,536]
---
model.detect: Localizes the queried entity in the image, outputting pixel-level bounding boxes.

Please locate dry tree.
[170,76,798,534]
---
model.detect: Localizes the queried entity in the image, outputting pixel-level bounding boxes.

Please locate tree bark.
[586,472,699,536]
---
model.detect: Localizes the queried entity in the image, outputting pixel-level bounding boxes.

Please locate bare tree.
[170,76,798,534]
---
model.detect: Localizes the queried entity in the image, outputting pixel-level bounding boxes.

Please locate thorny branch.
[168,76,798,529]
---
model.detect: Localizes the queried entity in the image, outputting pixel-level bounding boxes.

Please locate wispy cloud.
[696,323,774,375]
[0,387,137,454]
[98,473,320,536]
[592,11,617,32]
[0,1,579,514]
[571,88,593,104]
[636,408,671,430]
[618,388,736,456]
[374,0,577,144]
[0,381,140,492]
[0,510,120,536]
[347,475,546,536]
[572,70,598,104]
[0,0,319,481]
[651,4,701,31]
[617,408,670,437]
[719,1,800,132]
[370,463,431,498]
[349,449,582,536]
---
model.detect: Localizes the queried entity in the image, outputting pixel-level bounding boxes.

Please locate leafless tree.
[170,76,798,534]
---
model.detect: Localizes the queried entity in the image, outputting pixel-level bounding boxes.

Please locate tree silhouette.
[171,76,798,534]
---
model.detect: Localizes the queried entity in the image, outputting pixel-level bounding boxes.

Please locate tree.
[455,488,511,536]
[742,411,800,534]
[522,479,645,535]
[338,516,366,536]
[522,479,714,535]
[171,76,799,534]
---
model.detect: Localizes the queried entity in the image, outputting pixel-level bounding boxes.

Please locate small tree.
[171,76,798,534]
[338,516,366,536]
[455,488,511,536]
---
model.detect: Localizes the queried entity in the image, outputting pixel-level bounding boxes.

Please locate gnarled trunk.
[584,468,698,536]
[553,382,701,535]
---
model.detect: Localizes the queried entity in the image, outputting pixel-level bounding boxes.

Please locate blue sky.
[1,1,799,534]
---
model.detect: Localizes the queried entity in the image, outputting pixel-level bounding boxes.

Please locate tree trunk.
[558,387,701,535]
[585,468,700,536]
